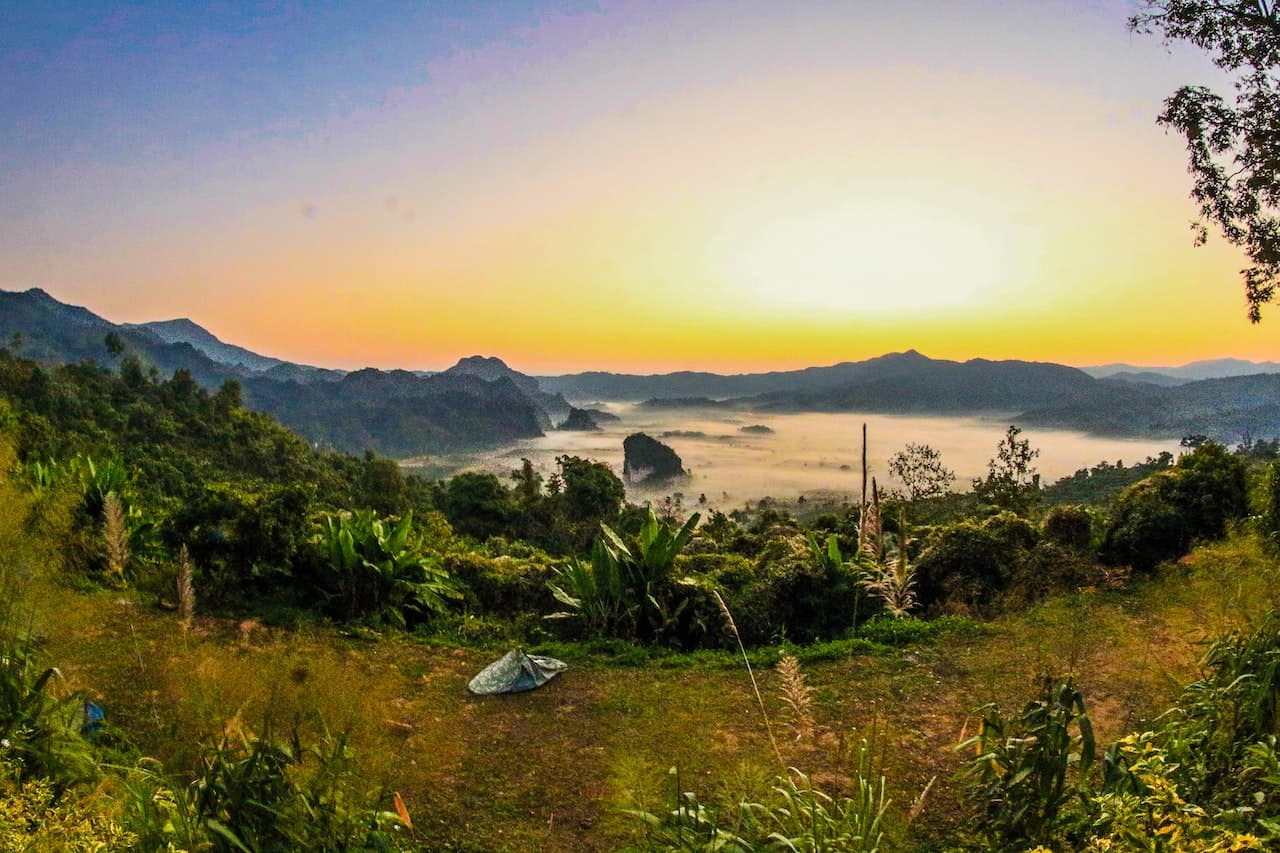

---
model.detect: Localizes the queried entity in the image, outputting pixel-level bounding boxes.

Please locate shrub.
[858,615,940,646]
[0,760,133,851]
[1100,443,1248,572]
[122,723,408,852]
[309,508,462,627]
[444,552,558,617]
[913,522,1014,611]
[0,624,96,786]
[728,556,862,645]
[628,741,890,852]
[165,481,315,605]
[959,678,1095,851]
[1003,542,1099,607]
[1041,505,1094,552]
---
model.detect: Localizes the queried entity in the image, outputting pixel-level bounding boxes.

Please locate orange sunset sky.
[2,1,1274,374]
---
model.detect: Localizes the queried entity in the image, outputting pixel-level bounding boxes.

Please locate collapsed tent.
[468,649,567,695]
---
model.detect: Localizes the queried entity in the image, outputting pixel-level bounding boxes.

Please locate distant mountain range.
[4,287,1279,451]
[1082,359,1280,385]
[0,289,546,456]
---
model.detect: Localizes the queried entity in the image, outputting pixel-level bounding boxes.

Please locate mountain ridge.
[5,287,1280,446]
[0,288,545,455]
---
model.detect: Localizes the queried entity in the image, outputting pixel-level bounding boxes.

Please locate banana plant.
[547,537,634,637]
[549,508,700,642]
[806,531,874,630]
[319,509,461,626]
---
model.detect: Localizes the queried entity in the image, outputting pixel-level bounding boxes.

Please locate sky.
[0,0,1273,374]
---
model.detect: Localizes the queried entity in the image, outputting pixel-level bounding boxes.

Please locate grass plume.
[103,491,128,584]
[176,544,195,629]
[775,654,815,743]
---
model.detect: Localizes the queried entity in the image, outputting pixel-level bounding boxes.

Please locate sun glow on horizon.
[4,1,1272,374]
[707,188,1041,316]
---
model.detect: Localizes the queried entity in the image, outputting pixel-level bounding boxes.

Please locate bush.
[0,760,133,851]
[1100,443,1248,572]
[443,552,558,617]
[1042,505,1094,552]
[0,625,97,786]
[858,615,939,646]
[727,557,862,646]
[914,522,1013,611]
[1005,542,1101,608]
[123,722,408,852]
[959,678,1095,850]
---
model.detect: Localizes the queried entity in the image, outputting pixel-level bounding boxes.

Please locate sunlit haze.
[2,1,1270,374]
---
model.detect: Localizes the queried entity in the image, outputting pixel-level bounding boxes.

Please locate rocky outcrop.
[558,407,600,431]
[622,433,686,484]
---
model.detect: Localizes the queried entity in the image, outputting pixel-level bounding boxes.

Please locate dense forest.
[2,343,1280,850]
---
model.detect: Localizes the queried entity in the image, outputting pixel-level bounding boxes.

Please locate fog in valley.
[417,405,1180,512]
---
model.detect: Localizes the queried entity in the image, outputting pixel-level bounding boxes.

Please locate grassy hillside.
[11,527,1275,850]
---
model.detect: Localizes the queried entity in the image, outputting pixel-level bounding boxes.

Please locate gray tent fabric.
[468,649,567,695]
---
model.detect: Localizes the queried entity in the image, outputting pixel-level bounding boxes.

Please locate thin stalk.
[714,589,784,770]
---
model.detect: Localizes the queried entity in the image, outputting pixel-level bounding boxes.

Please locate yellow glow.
[707,189,1036,316]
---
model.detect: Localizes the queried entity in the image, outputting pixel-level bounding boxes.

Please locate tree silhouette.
[1133,1,1280,320]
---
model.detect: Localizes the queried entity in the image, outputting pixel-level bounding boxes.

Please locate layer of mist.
[412,405,1180,513]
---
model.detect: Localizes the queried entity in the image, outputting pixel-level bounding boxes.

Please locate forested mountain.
[0,288,545,455]
[1020,374,1280,440]
[125,317,291,373]
[242,369,545,457]
[537,349,939,400]
[6,287,1280,446]
[444,355,572,425]
[746,357,1105,413]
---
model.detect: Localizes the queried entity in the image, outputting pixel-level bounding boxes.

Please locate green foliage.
[0,623,96,787]
[548,508,703,645]
[1131,0,1280,320]
[1101,443,1248,572]
[629,741,889,852]
[0,759,133,851]
[443,551,558,617]
[914,514,1038,611]
[959,677,1095,851]
[313,509,462,626]
[727,556,863,646]
[558,454,625,526]
[548,539,635,638]
[167,481,316,605]
[972,425,1041,515]
[1065,610,1280,849]
[857,614,952,647]
[436,471,517,541]
[1043,453,1174,506]
[1262,459,1280,549]
[1084,732,1272,851]
[122,723,407,852]
[1148,609,1280,813]
[1041,505,1094,552]
[887,442,955,502]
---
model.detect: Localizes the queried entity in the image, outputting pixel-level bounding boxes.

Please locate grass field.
[17,530,1279,850]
